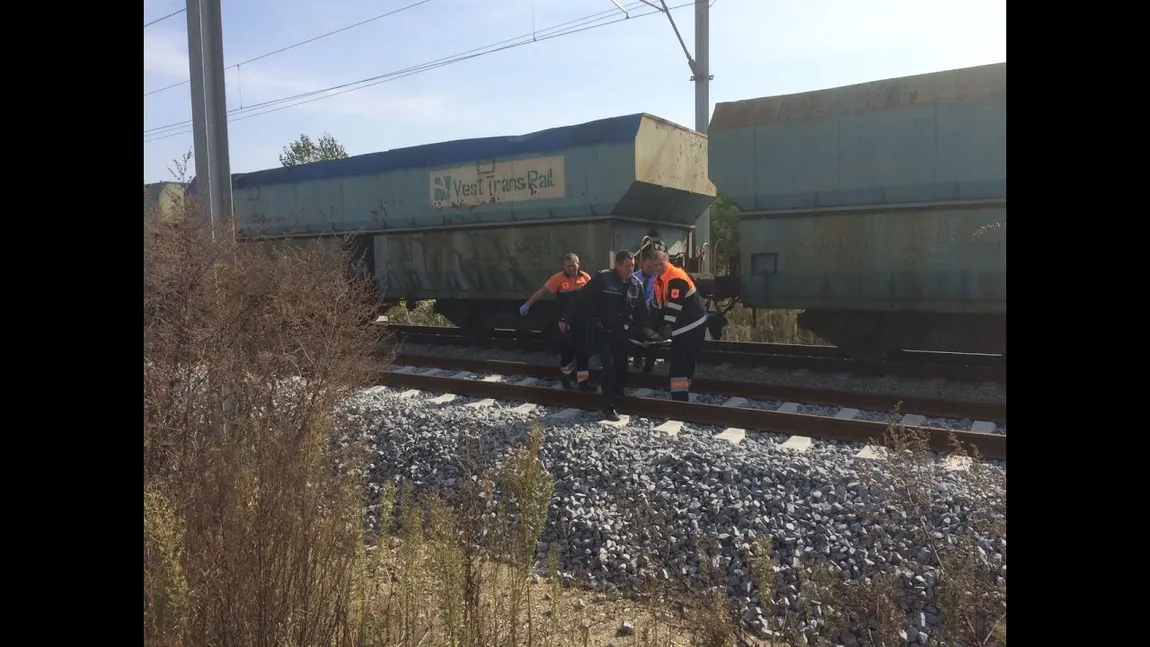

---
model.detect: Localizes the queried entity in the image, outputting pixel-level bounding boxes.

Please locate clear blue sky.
[142,0,1006,184]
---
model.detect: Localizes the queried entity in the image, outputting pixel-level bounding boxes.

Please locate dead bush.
[143,195,386,646]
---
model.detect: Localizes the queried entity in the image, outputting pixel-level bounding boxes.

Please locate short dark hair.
[614,250,635,264]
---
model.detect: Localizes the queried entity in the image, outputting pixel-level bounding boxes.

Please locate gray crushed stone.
[336,386,1007,643]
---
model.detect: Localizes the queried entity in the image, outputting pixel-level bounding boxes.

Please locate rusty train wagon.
[708,63,1006,358]
[224,113,717,335]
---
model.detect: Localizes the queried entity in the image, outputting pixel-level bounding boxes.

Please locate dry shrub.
[713,305,827,345]
[143,195,386,646]
[971,222,1006,241]
[385,287,823,347]
[382,300,453,327]
[352,425,561,647]
[802,423,1007,647]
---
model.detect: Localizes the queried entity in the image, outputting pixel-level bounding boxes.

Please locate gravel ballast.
[338,383,1007,644]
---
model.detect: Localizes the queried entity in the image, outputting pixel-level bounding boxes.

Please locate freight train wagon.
[206,113,718,336]
[708,63,1006,358]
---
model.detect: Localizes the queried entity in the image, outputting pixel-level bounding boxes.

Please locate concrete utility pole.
[638,1,712,259]
[185,0,233,239]
[692,0,711,256]
[186,0,235,434]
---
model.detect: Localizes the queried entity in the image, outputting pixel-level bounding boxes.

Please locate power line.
[144,8,186,28]
[143,3,634,141]
[144,3,624,138]
[144,0,689,143]
[144,0,641,138]
[143,0,434,98]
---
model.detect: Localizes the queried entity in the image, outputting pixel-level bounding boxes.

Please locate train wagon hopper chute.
[212,113,718,340]
[707,63,1006,358]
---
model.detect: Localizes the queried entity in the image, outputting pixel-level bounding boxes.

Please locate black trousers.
[668,321,707,402]
[558,320,590,384]
[592,329,630,407]
[630,338,659,373]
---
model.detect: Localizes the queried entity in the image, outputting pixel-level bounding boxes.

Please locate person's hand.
[519,303,530,316]
[558,320,569,332]
[659,324,673,340]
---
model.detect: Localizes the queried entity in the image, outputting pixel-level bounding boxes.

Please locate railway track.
[377,354,1008,462]
[381,323,1007,383]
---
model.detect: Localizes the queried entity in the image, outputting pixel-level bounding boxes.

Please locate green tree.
[278,132,349,167]
[708,194,741,275]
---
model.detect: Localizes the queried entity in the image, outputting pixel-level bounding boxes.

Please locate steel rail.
[381,327,1005,383]
[384,324,1004,367]
[376,368,1008,462]
[391,354,1006,421]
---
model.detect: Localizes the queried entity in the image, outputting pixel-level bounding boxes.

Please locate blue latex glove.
[519,303,530,316]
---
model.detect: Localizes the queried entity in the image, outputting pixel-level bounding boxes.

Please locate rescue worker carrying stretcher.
[519,253,592,389]
[629,245,662,373]
[652,249,708,402]
[562,250,658,421]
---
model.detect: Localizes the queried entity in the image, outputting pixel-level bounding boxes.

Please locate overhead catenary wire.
[144,8,186,28]
[145,0,650,129]
[144,3,623,139]
[143,0,435,98]
[144,0,691,143]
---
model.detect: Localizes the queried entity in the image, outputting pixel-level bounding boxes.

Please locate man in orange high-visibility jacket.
[520,253,593,389]
[652,250,708,401]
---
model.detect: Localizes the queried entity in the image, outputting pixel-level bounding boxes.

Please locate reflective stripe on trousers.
[667,322,706,401]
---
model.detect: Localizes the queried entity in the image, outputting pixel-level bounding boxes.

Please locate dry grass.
[386,299,825,345]
[143,191,1003,646]
[711,305,826,345]
[350,426,781,647]
[144,193,387,646]
[730,425,1006,647]
[381,300,452,327]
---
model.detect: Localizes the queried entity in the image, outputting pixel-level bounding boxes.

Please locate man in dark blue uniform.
[630,244,664,373]
[562,250,657,420]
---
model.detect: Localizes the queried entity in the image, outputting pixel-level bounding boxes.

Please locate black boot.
[601,405,620,422]
[560,373,574,389]
[578,380,596,392]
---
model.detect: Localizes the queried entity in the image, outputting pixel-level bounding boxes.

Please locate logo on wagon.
[432,175,452,202]
[429,156,567,207]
